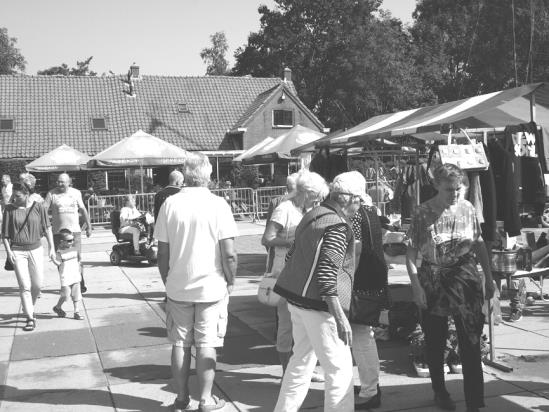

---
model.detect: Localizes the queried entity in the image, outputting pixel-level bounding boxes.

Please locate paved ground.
[0,222,548,411]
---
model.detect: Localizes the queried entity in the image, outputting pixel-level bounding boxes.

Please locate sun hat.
[331,171,367,202]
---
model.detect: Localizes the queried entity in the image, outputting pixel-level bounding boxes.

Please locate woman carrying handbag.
[2,183,56,331]
[349,197,390,410]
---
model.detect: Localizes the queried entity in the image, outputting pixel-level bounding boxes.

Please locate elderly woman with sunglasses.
[2,182,55,332]
[406,163,495,412]
[262,170,330,378]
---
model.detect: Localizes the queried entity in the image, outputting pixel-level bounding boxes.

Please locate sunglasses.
[338,192,364,204]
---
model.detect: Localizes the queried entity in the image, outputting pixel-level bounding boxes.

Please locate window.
[0,119,14,131]
[91,118,107,130]
[273,110,293,127]
[176,103,190,113]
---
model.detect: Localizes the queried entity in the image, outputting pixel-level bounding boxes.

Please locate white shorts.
[166,295,229,348]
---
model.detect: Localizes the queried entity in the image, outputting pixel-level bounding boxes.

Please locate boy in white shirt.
[52,229,84,320]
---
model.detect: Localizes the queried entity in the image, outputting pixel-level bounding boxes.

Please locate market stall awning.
[243,125,325,165]
[293,82,549,153]
[25,144,91,172]
[233,137,275,162]
[87,130,189,168]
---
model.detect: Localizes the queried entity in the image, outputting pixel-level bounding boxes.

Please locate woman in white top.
[119,195,143,255]
[261,170,330,377]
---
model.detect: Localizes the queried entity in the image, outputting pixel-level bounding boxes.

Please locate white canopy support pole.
[415,149,420,206]
[104,171,109,191]
[140,164,144,194]
[216,157,220,182]
[530,92,536,123]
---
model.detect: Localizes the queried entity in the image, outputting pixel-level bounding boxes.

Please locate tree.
[411,0,549,102]
[200,31,230,75]
[233,0,435,130]
[38,56,97,76]
[0,27,26,74]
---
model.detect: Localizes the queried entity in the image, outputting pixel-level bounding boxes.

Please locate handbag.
[4,202,36,272]
[257,274,280,307]
[349,208,390,326]
[438,128,489,171]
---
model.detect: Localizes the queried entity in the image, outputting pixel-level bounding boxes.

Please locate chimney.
[129,63,140,79]
[283,67,292,82]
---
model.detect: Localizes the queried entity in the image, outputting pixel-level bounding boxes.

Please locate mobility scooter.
[109,210,157,266]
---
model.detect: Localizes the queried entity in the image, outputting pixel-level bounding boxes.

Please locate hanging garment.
[487,140,522,237]
[504,123,546,215]
[478,147,497,242]
[466,172,484,224]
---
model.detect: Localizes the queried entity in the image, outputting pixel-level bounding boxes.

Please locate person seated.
[119,195,145,255]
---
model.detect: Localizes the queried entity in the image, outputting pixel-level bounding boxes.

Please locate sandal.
[53,306,66,318]
[172,395,191,412]
[23,318,36,332]
[74,312,85,320]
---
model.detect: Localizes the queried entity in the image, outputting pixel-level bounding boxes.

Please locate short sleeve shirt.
[270,199,303,244]
[44,188,85,233]
[154,187,238,302]
[407,199,481,267]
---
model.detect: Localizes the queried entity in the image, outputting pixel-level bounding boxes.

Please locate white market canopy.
[242,124,325,165]
[25,144,91,172]
[87,130,189,168]
[233,136,275,162]
[293,83,549,156]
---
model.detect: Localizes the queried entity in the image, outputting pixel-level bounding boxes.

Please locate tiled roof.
[0,74,317,159]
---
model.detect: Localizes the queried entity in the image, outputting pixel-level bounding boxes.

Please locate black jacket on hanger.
[487,140,522,237]
[478,145,497,242]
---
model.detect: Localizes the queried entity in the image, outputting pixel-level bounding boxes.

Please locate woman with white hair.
[262,170,329,378]
[119,195,143,255]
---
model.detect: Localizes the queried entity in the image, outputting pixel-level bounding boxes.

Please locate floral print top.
[407,199,482,267]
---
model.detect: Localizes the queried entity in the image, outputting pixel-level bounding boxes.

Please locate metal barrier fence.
[210,187,257,221]
[87,193,155,225]
[87,182,395,225]
[255,186,287,218]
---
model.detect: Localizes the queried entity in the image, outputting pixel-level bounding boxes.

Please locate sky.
[1,0,417,77]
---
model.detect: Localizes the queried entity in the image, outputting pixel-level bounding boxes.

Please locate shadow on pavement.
[0,287,21,297]
[104,364,175,383]
[0,385,165,411]
[138,326,167,338]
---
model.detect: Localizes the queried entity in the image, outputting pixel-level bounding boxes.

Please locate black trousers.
[421,311,485,408]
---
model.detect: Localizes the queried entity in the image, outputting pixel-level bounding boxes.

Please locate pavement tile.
[100,344,173,386]
[10,328,96,361]
[86,302,162,328]
[109,377,239,412]
[0,361,9,401]
[490,354,549,392]
[0,337,13,362]
[213,365,324,411]
[483,390,549,411]
[3,353,106,399]
[494,332,549,357]
[0,387,115,411]
[81,292,146,310]
[92,321,167,352]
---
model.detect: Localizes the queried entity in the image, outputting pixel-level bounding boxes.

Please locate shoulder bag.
[4,202,36,271]
[349,207,390,326]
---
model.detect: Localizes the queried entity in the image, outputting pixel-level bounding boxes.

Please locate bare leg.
[196,347,217,404]
[171,346,192,402]
[55,286,70,311]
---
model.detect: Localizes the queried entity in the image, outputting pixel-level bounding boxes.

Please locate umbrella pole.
[140,165,144,193]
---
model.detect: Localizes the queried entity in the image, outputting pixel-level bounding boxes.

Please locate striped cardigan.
[274,200,355,313]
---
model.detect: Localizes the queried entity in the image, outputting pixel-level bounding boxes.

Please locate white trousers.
[13,247,44,318]
[119,226,140,252]
[351,323,380,399]
[274,303,354,412]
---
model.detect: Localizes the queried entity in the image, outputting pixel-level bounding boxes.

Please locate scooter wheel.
[110,250,122,265]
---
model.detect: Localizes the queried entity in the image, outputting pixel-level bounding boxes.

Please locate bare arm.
[2,236,15,264]
[157,241,170,285]
[324,296,352,346]
[472,240,495,299]
[78,205,92,237]
[45,226,56,261]
[405,246,427,309]
[219,237,237,294]
[261,220,291,248]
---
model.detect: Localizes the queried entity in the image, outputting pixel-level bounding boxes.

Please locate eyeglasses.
[338,192,364,204]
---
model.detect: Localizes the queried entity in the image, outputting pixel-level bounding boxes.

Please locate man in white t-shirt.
[44,173,91,292]
[154,152,237,412]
